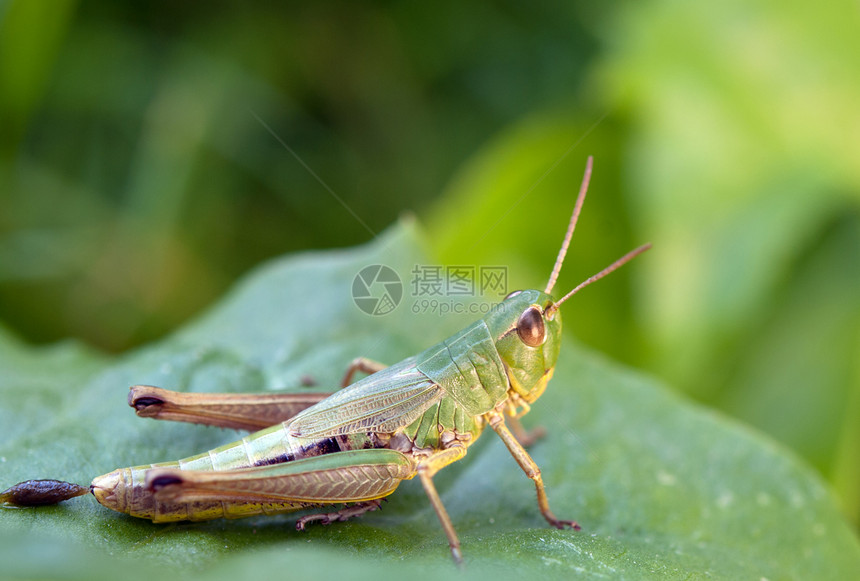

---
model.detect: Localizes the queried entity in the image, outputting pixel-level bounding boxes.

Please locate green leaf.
[2,220,858,580]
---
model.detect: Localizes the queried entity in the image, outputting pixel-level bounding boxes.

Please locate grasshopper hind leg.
[128,385,331,431]
[140,449,415,522]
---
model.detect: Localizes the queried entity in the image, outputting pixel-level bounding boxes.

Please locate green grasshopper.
[1,157,649,564]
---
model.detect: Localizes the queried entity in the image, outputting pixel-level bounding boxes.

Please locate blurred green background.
[1,0,858,529]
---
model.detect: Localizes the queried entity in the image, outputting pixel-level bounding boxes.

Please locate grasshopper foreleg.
[486,411,580,531]
[295,499,383,530]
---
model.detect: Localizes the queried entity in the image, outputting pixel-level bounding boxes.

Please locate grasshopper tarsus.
[1,479,89,506]
[295,499,383,530]
[538,498,581,531]
[549,518,581,531]
[451,546,464,569]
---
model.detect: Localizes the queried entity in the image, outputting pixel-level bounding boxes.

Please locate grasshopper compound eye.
[516,306,546,347]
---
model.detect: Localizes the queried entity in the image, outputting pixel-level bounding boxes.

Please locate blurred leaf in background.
[600,0,860,523]
[0,0,597,352]
[0,0,858,550]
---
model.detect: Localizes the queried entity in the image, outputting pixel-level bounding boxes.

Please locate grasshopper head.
[485,289,563,403]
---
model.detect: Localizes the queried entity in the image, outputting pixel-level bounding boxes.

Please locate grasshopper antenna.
[545,156,593,295]
[546,243,652,317]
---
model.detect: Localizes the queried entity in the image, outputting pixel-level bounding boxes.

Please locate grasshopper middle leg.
[416,445,468,566]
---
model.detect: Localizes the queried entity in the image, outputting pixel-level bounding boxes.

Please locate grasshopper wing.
[288,357,443,438]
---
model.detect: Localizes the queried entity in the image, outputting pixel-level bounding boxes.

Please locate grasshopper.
[2,157,649,564]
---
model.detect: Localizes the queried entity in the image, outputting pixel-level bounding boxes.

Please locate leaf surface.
[1,221,858,580]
